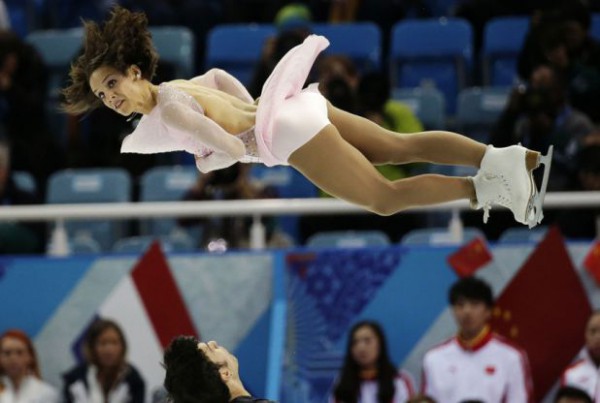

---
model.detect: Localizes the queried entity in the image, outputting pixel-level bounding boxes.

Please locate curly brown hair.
[62,6,159,115]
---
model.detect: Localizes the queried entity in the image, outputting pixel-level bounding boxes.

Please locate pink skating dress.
[121,34,330,167]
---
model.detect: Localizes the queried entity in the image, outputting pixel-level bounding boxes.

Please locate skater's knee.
[368,195,405,216]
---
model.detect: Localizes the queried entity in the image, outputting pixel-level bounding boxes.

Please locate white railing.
[1,191,599,252]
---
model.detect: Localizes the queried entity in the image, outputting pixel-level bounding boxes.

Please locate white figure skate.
[471,145,553,228]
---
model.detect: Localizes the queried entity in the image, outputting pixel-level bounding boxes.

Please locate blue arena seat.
[205,24,276,86]
[250,164,317,243]
[46,168,131,251]
[391,87,446,130]
[498,227,549,244]
[70,233,102,254]
[12,171,37,194]
[390,18,473,114]
[482,16,530,86]
[592,14,600,41]
[401,227,486,245]
[456,86,511,142]
[149,26,195,78]
[112,235,195,254]
[311,22,382,72]
[26,27,84,145]
[306,230,390,248]
[139,165,198,237]
[26,27,83,98]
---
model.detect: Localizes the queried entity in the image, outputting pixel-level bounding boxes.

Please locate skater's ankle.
[525,150,540,171]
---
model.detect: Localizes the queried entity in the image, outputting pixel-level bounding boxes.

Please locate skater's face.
[351,325,380,369]
[197,340,239,380]
[585,313,600,361]
[452,297,491,338]
[89,65,144,116]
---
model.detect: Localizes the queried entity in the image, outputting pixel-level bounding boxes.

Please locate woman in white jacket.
[0,329,59,403]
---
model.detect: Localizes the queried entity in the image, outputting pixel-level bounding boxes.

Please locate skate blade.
[526,145,553,228]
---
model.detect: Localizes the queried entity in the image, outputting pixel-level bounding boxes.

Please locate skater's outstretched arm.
[160,97,246,160]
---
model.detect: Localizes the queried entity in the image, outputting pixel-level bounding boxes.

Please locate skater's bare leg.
[288,124,475,216]
[327,102,489,167]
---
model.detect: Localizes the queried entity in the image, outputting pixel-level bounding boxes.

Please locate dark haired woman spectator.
[62,319,145,403]
[330,321,414,403]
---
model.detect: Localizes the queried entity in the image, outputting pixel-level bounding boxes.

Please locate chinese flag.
[447,237,493,277]
[491,227,591,402]
[583,240,600,286]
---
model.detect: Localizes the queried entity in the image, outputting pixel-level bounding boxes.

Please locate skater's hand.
[194,150,238,173]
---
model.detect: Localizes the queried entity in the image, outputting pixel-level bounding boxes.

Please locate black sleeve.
[127,366,146,403]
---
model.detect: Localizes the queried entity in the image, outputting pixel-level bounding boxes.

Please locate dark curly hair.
[62,6,159,115]
[163,336,231,403]
[334,321,397,403]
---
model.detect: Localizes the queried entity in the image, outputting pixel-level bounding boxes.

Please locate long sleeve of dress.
[120,83,245,161]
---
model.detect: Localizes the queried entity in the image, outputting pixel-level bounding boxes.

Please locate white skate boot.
[471,144,553,228]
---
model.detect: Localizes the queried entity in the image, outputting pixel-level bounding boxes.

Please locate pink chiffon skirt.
[255,34,331,166]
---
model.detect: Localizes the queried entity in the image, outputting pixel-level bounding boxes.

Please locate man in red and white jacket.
[561,311,600,401]
[421,277,533,403]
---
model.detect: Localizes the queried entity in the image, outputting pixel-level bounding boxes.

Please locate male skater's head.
[163,336,257,403]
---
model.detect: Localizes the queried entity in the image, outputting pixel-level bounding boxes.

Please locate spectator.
[554,134,600,238]
[330,320,415,403]
[178,163,289,250]
[517,0,600,122]
[0,329,59,403]
[0,139,44,254]
[163,336,273,402]
[421,277,533,402]
[490,64,594,191]
[62,319,145,403]
[560,311,600,400]
[0,29,63,196]
[555,386,593,403]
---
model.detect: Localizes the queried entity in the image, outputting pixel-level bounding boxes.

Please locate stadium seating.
[456,86,511,142]
[391,86,446,129]
[46,168,131,251]
[482,16,530,86]
[149,26,195,79]
[311,22,382,72]
[112,234,195,253]
[12,171,37,194]
[306,230,390,248]
[139,165,199,239]
[498,226,549,244]
[400,227,486,245]
[249,164,317,243]
[592,13,600,41]
[205,24,275,86]
[390,18,473,114]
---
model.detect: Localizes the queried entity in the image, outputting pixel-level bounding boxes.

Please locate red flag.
[447,237,493,277]
[491,227,591,401]
[131,241,198,348]
[583,240,600,286]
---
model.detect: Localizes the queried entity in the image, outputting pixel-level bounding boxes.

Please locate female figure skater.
[330,321,415,403]
[63,7,552,227]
